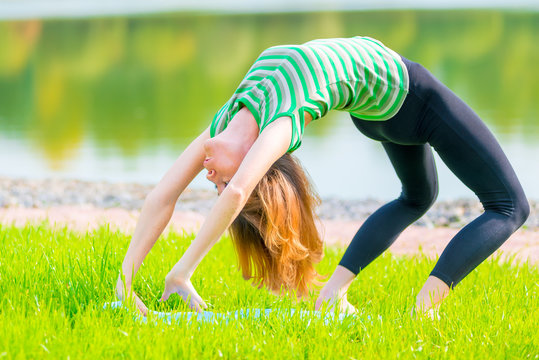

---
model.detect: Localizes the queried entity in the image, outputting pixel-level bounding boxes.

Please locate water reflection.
[0,10,538,197]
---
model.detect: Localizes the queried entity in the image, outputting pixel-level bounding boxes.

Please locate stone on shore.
[0,176,537,229]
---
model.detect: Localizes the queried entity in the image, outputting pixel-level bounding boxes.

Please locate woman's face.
[203,137,242,194]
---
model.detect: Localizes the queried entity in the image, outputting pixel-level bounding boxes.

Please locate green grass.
[0,222,537,359]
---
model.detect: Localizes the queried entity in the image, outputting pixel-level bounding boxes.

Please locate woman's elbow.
[226,183,248,205]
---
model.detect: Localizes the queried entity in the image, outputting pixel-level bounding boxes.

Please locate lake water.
[0,10,538,200]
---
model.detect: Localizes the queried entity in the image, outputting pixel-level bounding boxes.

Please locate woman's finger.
[199,298,208,309]
[160,289,171,302]
[182,293,202,313]
[189,290,207,309]
[136,300,148,316]
[190,299,203,313]
[315,296,325,311]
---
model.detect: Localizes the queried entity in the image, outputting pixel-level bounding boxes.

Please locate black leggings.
[338,57,530,288]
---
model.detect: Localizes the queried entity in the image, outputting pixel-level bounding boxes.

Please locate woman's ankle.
[415,275,450,314]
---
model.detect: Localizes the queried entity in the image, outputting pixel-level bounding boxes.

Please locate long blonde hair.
[229,153,324,297]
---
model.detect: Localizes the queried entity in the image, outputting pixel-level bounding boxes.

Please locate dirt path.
[1,205,537,264]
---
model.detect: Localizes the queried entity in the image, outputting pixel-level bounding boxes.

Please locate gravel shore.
[1,176,537,229]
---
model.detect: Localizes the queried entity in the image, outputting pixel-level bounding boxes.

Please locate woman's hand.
[115,275,149,316]
[159,274,208,313]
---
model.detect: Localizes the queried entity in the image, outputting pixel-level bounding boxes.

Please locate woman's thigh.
[351,56,526,212]
[422,74,527,213]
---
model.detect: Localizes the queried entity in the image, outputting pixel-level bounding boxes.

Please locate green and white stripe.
[210,36,409,152]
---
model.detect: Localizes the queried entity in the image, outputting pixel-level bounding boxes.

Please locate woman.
[115,36,529,316]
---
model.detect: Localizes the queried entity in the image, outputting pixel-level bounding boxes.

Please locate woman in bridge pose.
[116,36,529,316]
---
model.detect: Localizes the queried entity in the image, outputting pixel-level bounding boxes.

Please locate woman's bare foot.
[316,288,358,314]
[315,265,357,314]
[413,276,450,319]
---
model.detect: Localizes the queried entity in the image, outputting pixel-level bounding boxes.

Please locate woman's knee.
[512,193,530,228]
[400,179,439,213]
[485,191,530,229]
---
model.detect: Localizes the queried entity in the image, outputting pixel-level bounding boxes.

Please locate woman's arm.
[160,116,293,307]
[118,127,210,289]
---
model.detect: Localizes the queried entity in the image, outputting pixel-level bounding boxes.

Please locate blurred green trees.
[0,10,537,167]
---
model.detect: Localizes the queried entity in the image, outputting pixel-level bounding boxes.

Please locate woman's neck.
[223,107,259,155]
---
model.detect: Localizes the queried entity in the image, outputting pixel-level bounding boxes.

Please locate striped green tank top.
[210,36,409,152]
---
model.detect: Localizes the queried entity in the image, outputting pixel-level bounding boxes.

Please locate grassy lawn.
[0,223,537,359]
